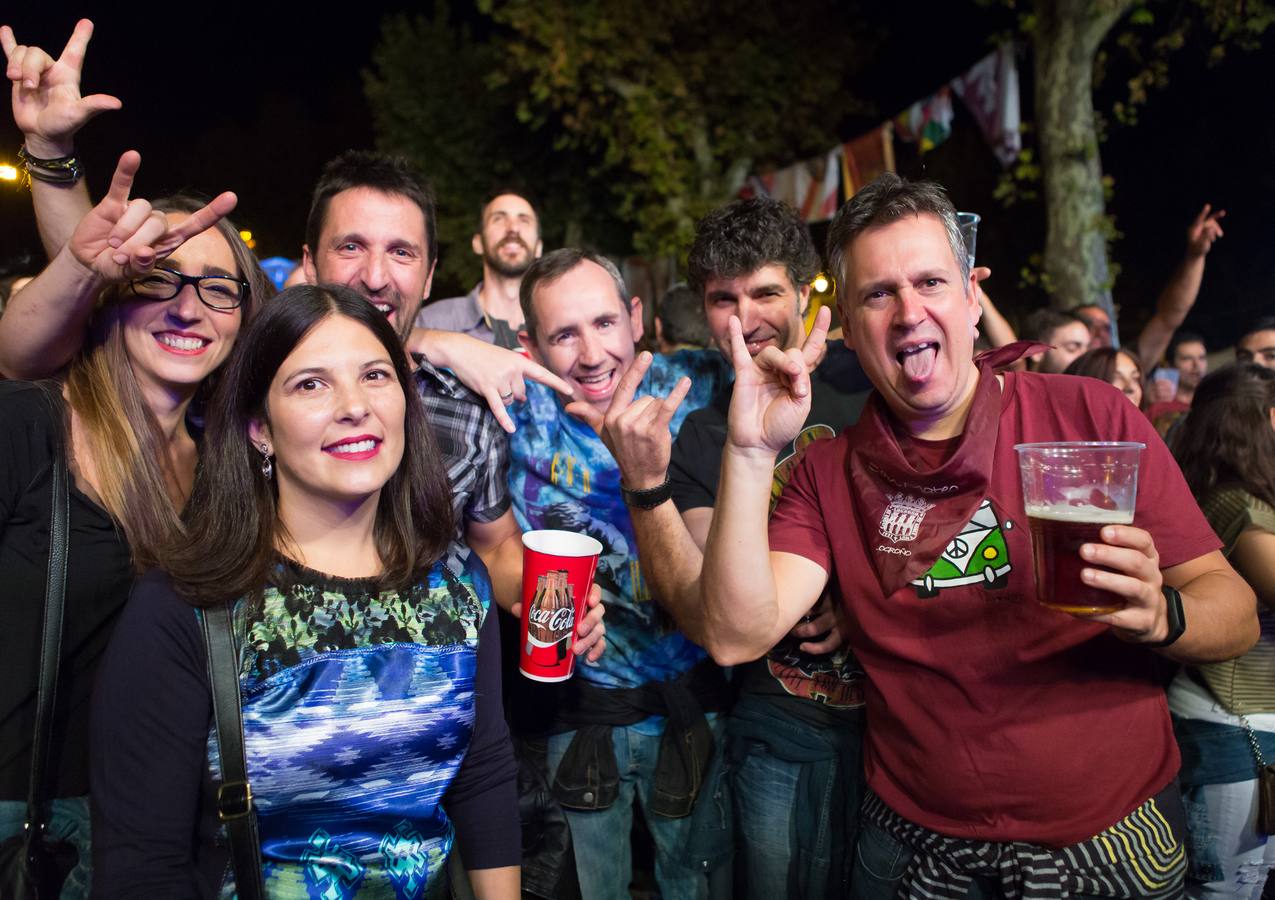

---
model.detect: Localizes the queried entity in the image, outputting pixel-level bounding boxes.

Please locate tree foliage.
[365,3,621,290]
[367,0,870,275]
[993,0,1271,308]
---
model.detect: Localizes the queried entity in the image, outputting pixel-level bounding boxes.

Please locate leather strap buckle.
[217,780,253,821]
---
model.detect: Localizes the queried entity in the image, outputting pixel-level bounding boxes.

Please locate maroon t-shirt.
[769,370,1220,847]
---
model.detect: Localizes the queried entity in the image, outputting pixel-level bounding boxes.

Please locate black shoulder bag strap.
[200,601,265,899]
[21,383,71,879]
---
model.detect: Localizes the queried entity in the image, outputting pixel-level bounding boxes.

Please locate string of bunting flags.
[740,44,1021,223]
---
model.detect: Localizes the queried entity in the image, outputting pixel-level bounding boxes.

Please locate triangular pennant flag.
[950,44,1022,167]
[894,87,954,153]
[842,122,896,200]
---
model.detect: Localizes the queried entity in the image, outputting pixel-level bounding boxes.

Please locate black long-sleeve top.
[0,381,133,801]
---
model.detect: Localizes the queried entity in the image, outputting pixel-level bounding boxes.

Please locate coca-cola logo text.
[529,606,573,635]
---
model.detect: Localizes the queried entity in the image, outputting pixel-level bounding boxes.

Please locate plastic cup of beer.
[519,530,603,682]
[957,211,981,272]
[1014,442,1144,615]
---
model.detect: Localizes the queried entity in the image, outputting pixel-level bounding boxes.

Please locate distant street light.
[0,164,18,182]
[239,229,257,250]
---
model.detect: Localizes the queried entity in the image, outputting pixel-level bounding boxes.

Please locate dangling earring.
[258,442,273,480]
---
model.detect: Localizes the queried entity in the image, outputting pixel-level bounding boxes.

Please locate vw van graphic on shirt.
[911,498,1014,598]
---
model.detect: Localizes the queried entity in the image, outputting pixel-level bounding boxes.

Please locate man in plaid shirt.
[302,151,573,559]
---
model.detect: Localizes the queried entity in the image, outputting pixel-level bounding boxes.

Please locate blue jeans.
[1180,779,1275,898]
[0,796,92,899]
[547,720,720,900]
[733,737,859,898]
[1169,673,1275,896]
[734,740,803,897]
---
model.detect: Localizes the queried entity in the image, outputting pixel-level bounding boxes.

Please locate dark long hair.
[162,284,454,606]
[1063,347,1147,410]
[64,195,271,571]
[1173,363,1275,508]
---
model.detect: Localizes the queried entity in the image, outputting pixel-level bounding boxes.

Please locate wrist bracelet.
[621,474,673,510]
[18,145,83,186]
[1146,584,1185,649]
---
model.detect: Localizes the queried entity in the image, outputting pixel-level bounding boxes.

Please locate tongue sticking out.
[901,345,938,381]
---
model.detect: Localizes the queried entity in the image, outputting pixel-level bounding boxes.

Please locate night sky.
[1,4,1271,347]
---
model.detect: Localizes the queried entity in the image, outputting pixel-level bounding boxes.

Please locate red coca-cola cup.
[519,530,603,682]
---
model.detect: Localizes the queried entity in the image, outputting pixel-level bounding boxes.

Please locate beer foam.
[1025,504,1133,524]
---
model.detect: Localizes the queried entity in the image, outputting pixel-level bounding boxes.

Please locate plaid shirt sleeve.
[463,399,512,524]
[413,358,512,531]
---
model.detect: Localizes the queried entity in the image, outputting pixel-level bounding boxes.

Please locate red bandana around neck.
[845,341,1047,594]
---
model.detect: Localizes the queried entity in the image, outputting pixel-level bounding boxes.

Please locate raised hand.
[69,151,238,282]
[1185,203,1225,258]
[566,350,691,490]
[1,19,121,158]
[412,330,574,432]
[726,305,829,456]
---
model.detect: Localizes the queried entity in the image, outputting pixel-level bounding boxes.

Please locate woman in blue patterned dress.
[89,285,520,898]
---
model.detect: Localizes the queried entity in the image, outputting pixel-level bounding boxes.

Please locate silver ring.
[499,391,515,405]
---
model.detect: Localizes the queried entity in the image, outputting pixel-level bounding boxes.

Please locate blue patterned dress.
[90,551,518,899]
[218,561,488,898]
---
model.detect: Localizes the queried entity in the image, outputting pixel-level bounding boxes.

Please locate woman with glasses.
[0,150,268,897]
[90,285,520,897]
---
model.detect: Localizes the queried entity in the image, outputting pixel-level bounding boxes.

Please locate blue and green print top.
[211,557,493,899]
[509,350,729,689]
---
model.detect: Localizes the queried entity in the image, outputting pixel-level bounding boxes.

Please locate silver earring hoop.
[258,442,273,480]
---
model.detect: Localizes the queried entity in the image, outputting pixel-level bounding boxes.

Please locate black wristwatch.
[1146,585,1185,649]
[621,474,673,510]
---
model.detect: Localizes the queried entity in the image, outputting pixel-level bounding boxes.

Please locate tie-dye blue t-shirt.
[509,350,729,689]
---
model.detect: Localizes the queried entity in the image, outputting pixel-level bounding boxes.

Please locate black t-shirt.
[0,381,133,800]
[669,342,872,718]
[488,316,522,351]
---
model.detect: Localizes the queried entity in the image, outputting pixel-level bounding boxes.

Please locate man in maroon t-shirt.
[696,174,1257,898]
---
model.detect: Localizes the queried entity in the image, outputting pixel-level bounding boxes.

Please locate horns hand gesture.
[726,305,830,456]
[69,151,238,283]
[1,19,121,157]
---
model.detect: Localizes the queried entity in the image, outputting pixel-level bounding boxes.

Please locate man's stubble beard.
[484,237,533,280]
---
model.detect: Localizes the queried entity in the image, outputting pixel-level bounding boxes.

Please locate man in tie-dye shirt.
[507,248,730,900]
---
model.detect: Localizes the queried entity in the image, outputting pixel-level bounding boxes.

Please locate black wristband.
[1146,584,1185,649]
[621,474,673,510]
[18,145,83,186]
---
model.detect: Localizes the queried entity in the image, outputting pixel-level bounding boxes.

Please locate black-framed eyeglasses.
[129,267,248,311]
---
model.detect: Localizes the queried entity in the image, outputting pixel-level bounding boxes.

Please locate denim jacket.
[549,659,731,817]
